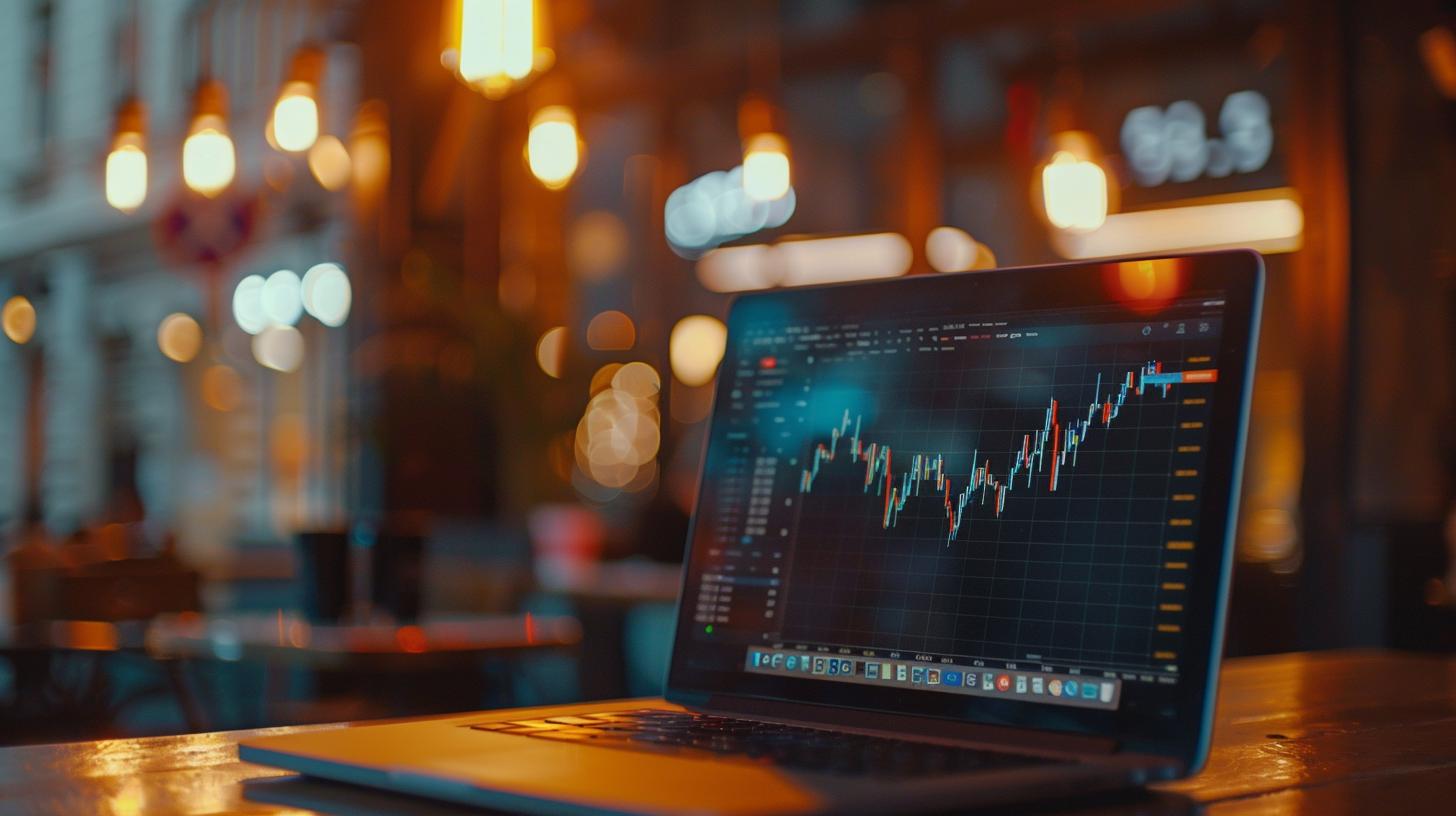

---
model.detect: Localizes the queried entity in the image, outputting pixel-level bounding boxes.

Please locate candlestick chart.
[797,361,1218,546]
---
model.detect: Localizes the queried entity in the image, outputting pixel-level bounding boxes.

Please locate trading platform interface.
[686,295,1226,711]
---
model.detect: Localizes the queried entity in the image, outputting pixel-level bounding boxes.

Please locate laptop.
[242,250,1264,814]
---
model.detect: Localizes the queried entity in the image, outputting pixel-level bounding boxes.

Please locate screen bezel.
[665,250,1264,768]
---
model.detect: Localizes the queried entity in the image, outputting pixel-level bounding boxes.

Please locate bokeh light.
[669,315,727,387]
[232,275,268,335]
[527,106,580,189]
[350,101,390,206]
[308,135,352,191]
[612,362,661,401]
[1104,258,1188,314]
[105,137,147,213]
[925,226,975,273]
[182,116,236,197]
[457,0,541,97]
[156,313,202,363]
[589,363,623,397]
[567,211,629,281]
[271,82,319,153]
[201,364,243,412]
[2,296,36,345]
[586,310,635,351]
[252,324,305,372]
[535,326,568,378]
[574,376,661,490]
[742,132,791,202]
[1041,151,1109,232]
[664,167,795,257]
[301,262,352,326]
[261,269,304,326]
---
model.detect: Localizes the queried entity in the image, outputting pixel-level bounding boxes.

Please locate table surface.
[1,649,1451,815]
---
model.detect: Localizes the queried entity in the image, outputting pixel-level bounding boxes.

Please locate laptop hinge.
[680,693,1120,756]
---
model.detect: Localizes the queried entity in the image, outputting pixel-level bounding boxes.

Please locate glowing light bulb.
[183,115,235,197]
[271,82,319,153]
[106,99,147,213]
[458,0,540,97]
[527,106,579,189]
[1042,151,1108,232]
[742,132,791,202]
[106,136,148,213]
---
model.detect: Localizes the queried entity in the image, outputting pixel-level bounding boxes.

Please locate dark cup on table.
[295,530,352,623]
[370,528,426,623]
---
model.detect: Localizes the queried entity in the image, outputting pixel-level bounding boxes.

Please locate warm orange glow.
[535,326,568,378]
[568,211,629,281]
[697,233,913,293]
[2,296,36,344]
[669,315,727,387]
[106,136,148,213]
[575,384,661,489]
[1103,258,1188,314]
[308,135,352,191]
[58,620,120,651]
[396,625,428,653]
[1042,151,1109,231]
[350,101,390,207]
[157,313,202,363]
[527,105,580,189]
[776,233,913,287]
[201,365,242,412]
[498,264,536,313]
[270,414,308,475]
[183,116,235,197]
[743,132,791,202]
[454,0,550,97]
[612,362,660,400]
[1053,191,1305,259]
[589,363,623,397]
[271,81,319,153]
[1421,26,1456,99]
[586,310,635,350]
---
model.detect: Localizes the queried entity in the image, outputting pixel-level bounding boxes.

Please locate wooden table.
[1,650,1451,814]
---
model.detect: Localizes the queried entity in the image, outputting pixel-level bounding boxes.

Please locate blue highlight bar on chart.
[745,648,1121,710]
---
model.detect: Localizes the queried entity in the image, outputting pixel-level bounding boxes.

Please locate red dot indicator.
[759,356,778,369]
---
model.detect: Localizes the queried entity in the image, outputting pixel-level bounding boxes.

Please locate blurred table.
[146,612,582,670]
[1,614,582,738]
[147,613,582,730]
[0,650,1452,815]
[536,560,682,605]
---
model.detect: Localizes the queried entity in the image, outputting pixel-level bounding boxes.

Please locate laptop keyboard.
[467,709,1065,778]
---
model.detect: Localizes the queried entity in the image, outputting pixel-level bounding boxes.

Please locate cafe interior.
[0,0,1454,813]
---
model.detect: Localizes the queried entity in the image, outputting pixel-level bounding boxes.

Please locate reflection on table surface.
[0,651,1451,815]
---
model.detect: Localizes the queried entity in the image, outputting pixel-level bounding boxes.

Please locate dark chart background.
[779,333,1217,674]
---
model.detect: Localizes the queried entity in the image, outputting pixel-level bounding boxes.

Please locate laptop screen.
[668,253,1263,760]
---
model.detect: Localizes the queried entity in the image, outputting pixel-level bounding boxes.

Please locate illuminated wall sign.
[1119,91,1273,187]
